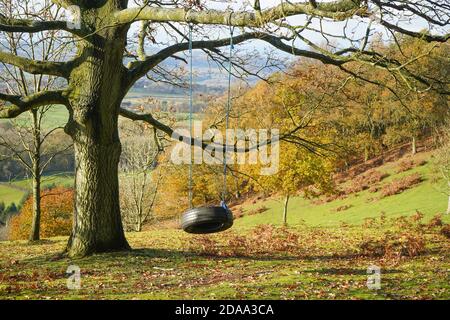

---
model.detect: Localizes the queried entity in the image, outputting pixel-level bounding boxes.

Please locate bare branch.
[0,90,68,118]
[115,0,365,27]
[126,32,265,87]
[0,50,70,78]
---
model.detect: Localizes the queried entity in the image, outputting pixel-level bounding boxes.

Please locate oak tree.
[0,0,448,256]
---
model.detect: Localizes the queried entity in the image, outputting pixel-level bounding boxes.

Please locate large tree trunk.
[64,2,131,257]
[66,139,129,256]
[29,109,41,242]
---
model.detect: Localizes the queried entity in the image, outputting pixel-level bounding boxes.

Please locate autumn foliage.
[8,187,73,240]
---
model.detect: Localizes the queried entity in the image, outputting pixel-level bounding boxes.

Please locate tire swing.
[181,24,235,234]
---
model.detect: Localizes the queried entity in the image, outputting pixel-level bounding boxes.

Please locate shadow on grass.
[12,247,373,266]
[303,267,402,275]
[120,248,368,263]
[13,244,443,269]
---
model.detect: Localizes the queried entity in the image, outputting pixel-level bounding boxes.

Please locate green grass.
[0,222,448,300]
[0,185,25,206]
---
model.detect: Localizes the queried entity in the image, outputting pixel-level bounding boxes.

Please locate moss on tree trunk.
[64,2,131,257]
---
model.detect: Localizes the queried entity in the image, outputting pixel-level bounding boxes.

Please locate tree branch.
[0,13,85,36]
[0,90,69,119]
[120,108,314,153]
[126,32,265,88]
[115,0,365,27]
[378,20,450,43]
[0,50,70,78]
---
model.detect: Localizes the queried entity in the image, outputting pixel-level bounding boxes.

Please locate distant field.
[124,87,188,100]
[0,105,68,130]
[0,88,195,130]
[0,185,24,207]
[0,174,73,206]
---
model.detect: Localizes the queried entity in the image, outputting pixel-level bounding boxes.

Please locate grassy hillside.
[0,105,69,130]
[0,184,24,207]
[233,151,449,229]
[0,149,448,300]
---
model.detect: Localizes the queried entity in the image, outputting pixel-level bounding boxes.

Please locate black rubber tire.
[181,206,233,234]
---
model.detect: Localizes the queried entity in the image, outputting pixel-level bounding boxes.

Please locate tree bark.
[447,194,450,215]
[412,136,417,155]
[66,139,129,256]
[29,109,41,242]
[364,147,369,162]
[64,2,130,257]
[283,194,290,226]
[29,160,41,241]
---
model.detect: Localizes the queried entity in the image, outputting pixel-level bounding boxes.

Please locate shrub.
[8,187,73,240]
[312,192,347,205]
[5,202,18,215]
[246,225,300,253]
[333,204,352,212]
[232,208,245,219]
[186,225,301,257]
[427,214,443,228]
[380,173,422,198]
[344,170,389,194]
[358,232,426,259]
[441,224,450,239]
[397,159,427,173]
[397,160,415,173]
[247,206,268,216]
[362,217,377,228]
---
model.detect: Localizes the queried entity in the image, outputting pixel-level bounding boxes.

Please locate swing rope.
[188,23,194,209]
[222,26,234,205]
[187,23,234,209]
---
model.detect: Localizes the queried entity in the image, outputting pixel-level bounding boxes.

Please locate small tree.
[257,143,335,225]
[0,3,72,241]
[119,120,163,231]
[8,187,73,240]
